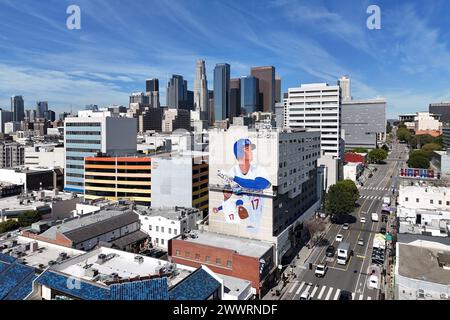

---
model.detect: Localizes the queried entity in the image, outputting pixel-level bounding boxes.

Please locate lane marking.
[333,289,341,300]
[352,292,356,300]
[288,281,298,294]
[359,294,364,300]
[325,287,334,300]
[310,286,319,298]
[317,286,326,300]
[367,296,372,300]
[295,282,305,295]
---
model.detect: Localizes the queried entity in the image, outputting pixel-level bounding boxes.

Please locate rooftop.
[342,99,386,104]
[398,243,450,285]
[0,190,77,212]
[135,207,201,221]
[51,247,194,287]
[0,235,84,270]
[182,231,273,258]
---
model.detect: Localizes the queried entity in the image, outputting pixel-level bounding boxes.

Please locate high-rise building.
[429,102,450,125]
[146,78,159,92]
[0,142,25,168]
[11,96,24,123]
[194,60,209,121]
[208,90,214,126]
[59,112,71,121]
[240,76,259,115]
[229,78,241,118]
[342,99,386,150]
[213,63,230,121]
[85,104,99,111]
[36,101,48,119]
[0,108,13,134]
[275,77,281,103]
[284,83,343,189]
[338,76,351,101]
[162,108,191,132]
[166,75,188,109]
[138,108,163,133]
[64,110,137,193]
[44,110,56,122]
[25,109,36,123]
[187,90,194,111]
[251,66,275,113]
[129,92,149,105]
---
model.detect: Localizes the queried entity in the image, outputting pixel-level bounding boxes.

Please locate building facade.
[64,110,137,193]
[214,63,230,122]
[251,66,275,113]
[11,95,24,123]
[240,76,259,115]
[162,109,191,132]
[194,60,209,121]
[0,108,13,134]
[0,142,25,168]
[429,102,450,125]
[166,75,188,109]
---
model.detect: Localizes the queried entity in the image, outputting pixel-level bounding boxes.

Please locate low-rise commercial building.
[0,167,63,191]
[24,144,64,168]
[0,142,24,168]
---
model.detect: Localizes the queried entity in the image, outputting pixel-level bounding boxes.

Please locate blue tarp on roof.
[0,253,16,263]
[169,268,221,300]
[5,274,37,300]
[110,278,169,300]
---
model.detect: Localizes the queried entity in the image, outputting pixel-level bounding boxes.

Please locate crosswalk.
[359,195,383,200]
[361,187,394,192]
[288,281,374,300]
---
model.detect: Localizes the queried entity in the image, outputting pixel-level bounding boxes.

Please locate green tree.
[337,180,360,203]
[386,122,392,134]
[0,220,20,233]
[407,154,430,169]
[381,144,389,152]
[18,210,42,227]
[397,123,407,129]
[325,183,356,216]
[422,143,441,153]
[397,128,412,142]
[368,149,388,164]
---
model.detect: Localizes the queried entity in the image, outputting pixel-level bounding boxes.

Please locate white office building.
[25,144,64,168]
[284,82,343,189]
[64,110,137,193]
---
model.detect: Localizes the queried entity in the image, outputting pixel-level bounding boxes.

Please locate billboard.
[208,126,278,242]
[399,168,438,180]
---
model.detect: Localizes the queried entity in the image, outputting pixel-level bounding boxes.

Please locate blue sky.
[1,0,450,118]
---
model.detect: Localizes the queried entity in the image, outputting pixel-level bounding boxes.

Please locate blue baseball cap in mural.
[233,138,256,159]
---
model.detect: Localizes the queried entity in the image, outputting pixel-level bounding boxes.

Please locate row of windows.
[66,131,101,135]
[67,164,84,169]
[404,197,450,205]
[149,225,178,235]
[175,250,232,268]
[66,148,100,152]
[66,122,101,127]
[66,140,101,144]
[66,173,84,178]
[66,156,84,161]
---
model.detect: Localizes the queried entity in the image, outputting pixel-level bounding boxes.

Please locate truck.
[337,242,351,265]
[371,212,379,222]
[383,196,391,206]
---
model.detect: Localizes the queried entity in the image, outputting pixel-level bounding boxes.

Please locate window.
[185,251,190,258]
[416,198,419,203]
[439,200,442,205]
[195,254,200,261]
[168,228,172,234]
[226,260,232,268]
[155,238,159,244]
[176,250,180,256]
[161,239,164,245]
[156,226,159,232]
[216,258,222,265]
[205,256,211,262]
[405,197,408,202]
[174,229,178,235]
[430,200,434,204]
[161,227,165,233]
[447,201,450,206]
[149,225,152,231]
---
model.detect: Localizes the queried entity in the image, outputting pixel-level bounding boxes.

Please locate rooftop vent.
[134,255,144,264]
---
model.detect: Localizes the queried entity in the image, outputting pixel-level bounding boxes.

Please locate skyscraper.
[194,59,209,121]
[251,66,275,113]
[11,96,24,122]
[146,78,159,92]
[166,75,188,109]
[240,76,259,115]
[36,101,48,119]
[229,78,241,118]
[0,109,13,134]
[213,63,230,121]
[338,76,351,101]
[275,77,282,103]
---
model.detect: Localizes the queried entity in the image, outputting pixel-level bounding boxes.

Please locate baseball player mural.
[213,138,272,233]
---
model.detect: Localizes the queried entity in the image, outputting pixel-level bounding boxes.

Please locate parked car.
[343,223,350,230]
[335,234,344,242]
[325,245,335,257]
[358,238,365,246]
[369,275,379,289]
[360,217,366,224]
[300,291,312,300]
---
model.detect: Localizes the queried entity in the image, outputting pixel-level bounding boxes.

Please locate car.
[299,291,311,300]
[369,275,379,289]
[335,234,344,242]
[358,238,365,246]
[343,223,350,230]
[315,264,328,277]
[380,227,386,234]
[360,217,366,223]
[371,213,379,222]
[325,245,335,257]
[338,290,353,300]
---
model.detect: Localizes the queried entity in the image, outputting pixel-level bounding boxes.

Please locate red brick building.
[169,232,275,296]
[344,152,367,165]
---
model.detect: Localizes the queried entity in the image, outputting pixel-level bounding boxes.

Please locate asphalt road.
[282,141,408,301]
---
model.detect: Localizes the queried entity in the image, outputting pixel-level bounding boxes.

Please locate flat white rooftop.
[0,190,76,211]
[51,247,195,287]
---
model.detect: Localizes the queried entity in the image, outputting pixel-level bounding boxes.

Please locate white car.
[335,234,344,242]
[315,264,328,277]
[360,217,366,223]
[369,275,379,289]
[343,223,350,230]
[300,291,311,300]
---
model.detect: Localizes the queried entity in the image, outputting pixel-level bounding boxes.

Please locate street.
[280,141,408,300]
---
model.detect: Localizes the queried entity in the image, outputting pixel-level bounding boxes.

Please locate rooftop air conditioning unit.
[134,255,144,264]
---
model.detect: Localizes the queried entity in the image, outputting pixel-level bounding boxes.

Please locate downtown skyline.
[1,0,450,118]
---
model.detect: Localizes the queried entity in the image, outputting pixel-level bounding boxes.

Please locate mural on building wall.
[212,138,272,234]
